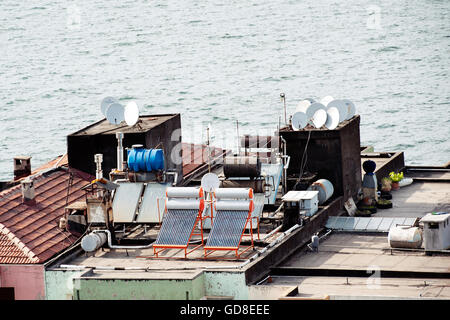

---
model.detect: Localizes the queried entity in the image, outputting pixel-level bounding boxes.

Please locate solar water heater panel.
[112,182,144,223]
[205,210,249,248]
[154,209,199,246]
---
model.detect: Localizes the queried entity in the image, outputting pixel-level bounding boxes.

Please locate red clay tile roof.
[0,167,92,264]
[0,224,38,264]
[0,143,222,264]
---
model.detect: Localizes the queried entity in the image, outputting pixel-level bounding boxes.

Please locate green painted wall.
[73,275,206,300]
[45,269,85,300]
[204,271,248,300]
[46,268,249,300]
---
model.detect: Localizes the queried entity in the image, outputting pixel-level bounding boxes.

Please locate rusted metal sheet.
[181,142,224,176]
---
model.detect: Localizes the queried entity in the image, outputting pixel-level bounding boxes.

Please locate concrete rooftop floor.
[279,233,450,273]
[269,276,450,299]
[375,181,450,218]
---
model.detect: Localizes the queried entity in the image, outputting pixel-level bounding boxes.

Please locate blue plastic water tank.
[127,147,164,172]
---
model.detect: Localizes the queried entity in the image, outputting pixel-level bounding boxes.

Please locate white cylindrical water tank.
[388,226,423,249]
[214,188,254,200]
[81,232,107,252]
[215,200,254,212]
[308,179,334,205]
[166,187,204,199]
[165,198,205,211]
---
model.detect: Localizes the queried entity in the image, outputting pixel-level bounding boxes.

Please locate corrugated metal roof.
[181,143,224,176]
[0,167,92,264]
[325,216,417,233]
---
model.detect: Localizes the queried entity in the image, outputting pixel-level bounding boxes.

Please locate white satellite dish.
[124,101,139,126]
[311,109,327,128]
[291,111,308,131]
[325,107,340,130]
[304,98,315,103]
[327,99,347,122]
[101,97,117,116]
[320,96,334,106]
[106,103,125,125]
[296,100,311,113]
[305,102,326,119]
[341,99,356,120]
[201,173,220,193]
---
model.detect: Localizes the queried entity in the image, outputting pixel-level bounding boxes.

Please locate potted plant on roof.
[380,177,392,199]
[389,171,404,191]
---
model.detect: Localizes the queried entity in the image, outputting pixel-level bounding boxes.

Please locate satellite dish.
[325,107,340,130]
[124,101,139,126]
[341,99,356,120]
[320,96,334,106]
[291,111,308,131]
[296,100,311,113]
[106,103,125,125]
[311,109,327,128]
[304,98,316,103]
[201,173,220,193]
[327,100,347,122]
[305,102,326,119]
[101,97,118,116]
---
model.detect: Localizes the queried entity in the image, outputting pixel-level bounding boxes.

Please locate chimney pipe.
[94,154,103,180]
[14,156,31,180]
[116,132,124,171]
[21,178,36,206]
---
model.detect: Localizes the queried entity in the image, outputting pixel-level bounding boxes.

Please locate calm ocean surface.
[0,0,449,180]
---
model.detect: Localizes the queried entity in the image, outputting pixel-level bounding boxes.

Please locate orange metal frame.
[153,209,206,259]
[204,211,255,259]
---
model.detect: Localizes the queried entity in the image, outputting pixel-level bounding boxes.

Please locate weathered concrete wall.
[0,265,45,300]
[73,274,206,300]
[46,268,251,300]
[203,271,248,300]
[45,269,85,300]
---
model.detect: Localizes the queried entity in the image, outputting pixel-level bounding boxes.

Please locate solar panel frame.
[112,182,144,223]
[325,216,338,229]
[378,217,395,232]
[342,217,358,230]
[205,210,249,249]
[154,209,199,246]
[136,182,171,223]
[325,217,417,233]
[365,217,383,231]
[355,217,371,230]
[333,217,348,230]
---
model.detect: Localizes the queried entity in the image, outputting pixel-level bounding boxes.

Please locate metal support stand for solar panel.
[153,207,206,259]
[204,209,255,260]
[204,191,214,227]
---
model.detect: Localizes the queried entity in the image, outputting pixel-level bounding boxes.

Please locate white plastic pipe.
[116,132,124,171]
[94,154,103,179]
[92,229,154,250]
